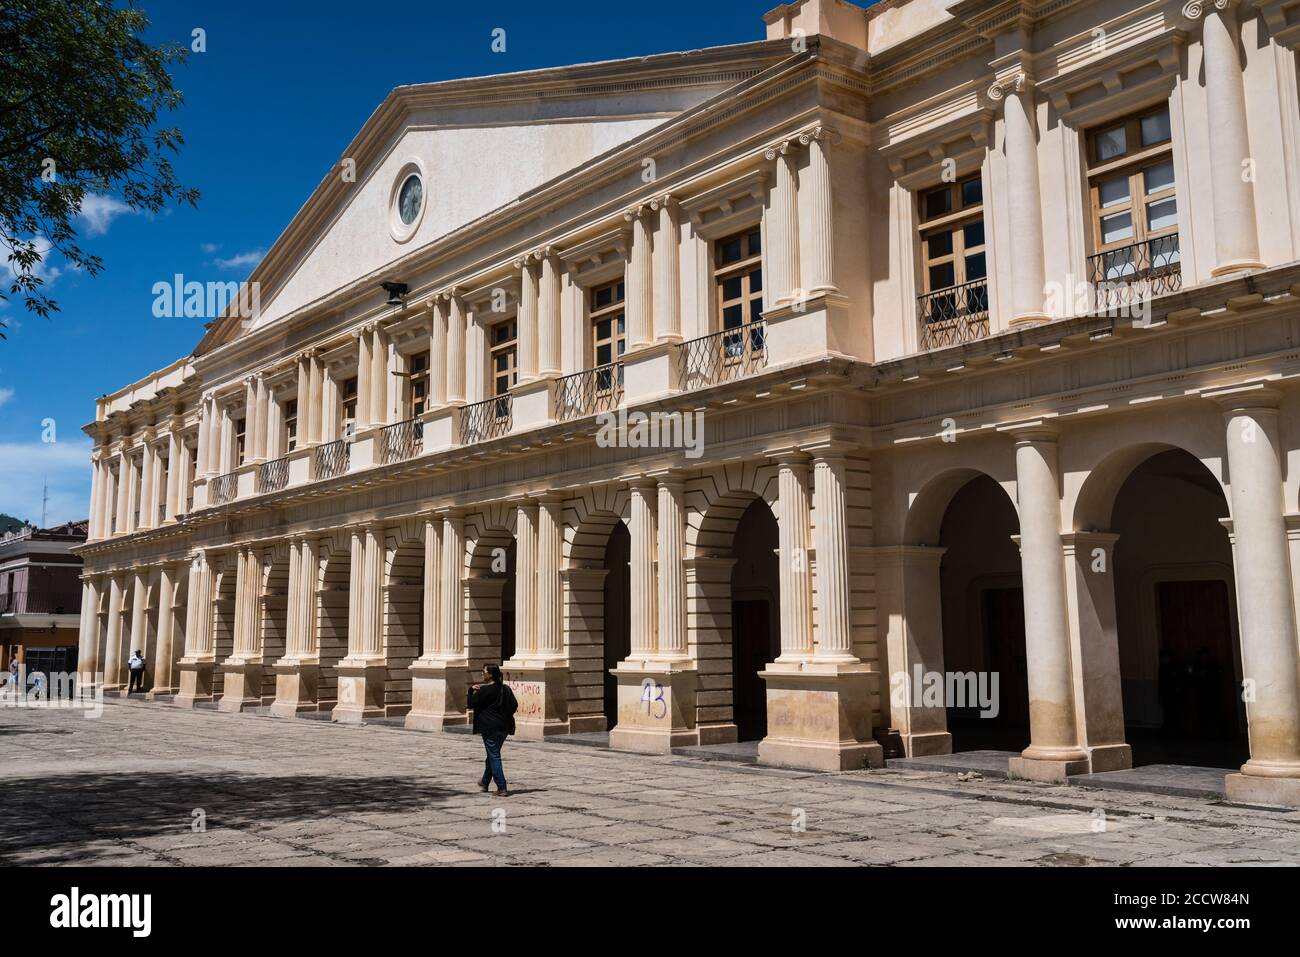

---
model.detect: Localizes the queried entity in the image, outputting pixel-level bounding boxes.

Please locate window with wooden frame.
[590,278,625,391]
[340,377,358,436]
[234,417,247,466]
[1085,104,1179,288]
[408,351,430,418]
[489,319,517,415]
[714,227,764,357]
[283,399,298,453]
[917,174,988,328]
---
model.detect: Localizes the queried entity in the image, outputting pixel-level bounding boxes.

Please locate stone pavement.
[2,697,1298,866]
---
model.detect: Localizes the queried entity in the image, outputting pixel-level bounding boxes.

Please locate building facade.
[3,521,87,678]
[76,0,1300,806]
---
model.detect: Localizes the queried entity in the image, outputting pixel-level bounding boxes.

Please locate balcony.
[314,438,350,480]
[917,278,989,350]
[381,417,424,464]
[1089,235,1181,312]
[679,320,767,392]
[257,455,290,494]
[460,395,512,445]
[1,587,81,616]
[556,362,624,422]
[209,471,238,506]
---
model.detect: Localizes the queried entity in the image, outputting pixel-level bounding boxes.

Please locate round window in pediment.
[398,174,423,226]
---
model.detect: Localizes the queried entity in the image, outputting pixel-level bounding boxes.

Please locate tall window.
[590,279,625,390]
[490,319,517,399]
[1086,105,1179,290]
[283,399,298,453]
[714,228,764,358]
[341,377,358,437]
[234,418,247,467]
[409,351,430,418]
[917,174,988,338]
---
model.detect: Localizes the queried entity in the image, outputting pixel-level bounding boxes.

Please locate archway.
[730,498,780,742]
[466,526,515,674]
[1110,449,1247,768]
[209,561,236,698]
[937,474,1029,753]
[258,553,290,705]
[382,535,424,717]
[602,522,631,730]
[316,542,350,710]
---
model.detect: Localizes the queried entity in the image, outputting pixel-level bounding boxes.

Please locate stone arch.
[463,507,517,671]
[685,460,779,559]
[904,466,1019,546]
[208,551,237,699]
[314,531,352,709]
[1071,441,1229,532]
[256,544,292,705]
[382,523,425,716]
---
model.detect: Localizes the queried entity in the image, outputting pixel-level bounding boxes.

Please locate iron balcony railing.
[917,278,990,350]
[1089,235,1182,312]
[679,319,767,392]
[257,455,290,494]
[556,362,624,422]
[314,438,350,480]
[1,587,81,616]
[209,471,238,506]
[460,395,512,445]
[381,417,424,464]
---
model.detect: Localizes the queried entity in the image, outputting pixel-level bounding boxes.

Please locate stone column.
[655,475,688,659]
[812,453,856,660]
[195,401,211,481]
[429,300,448,406]
[370,324,389,427]
[1210,386,1300,806]
[87,454,103,541]
[164,428,182,522]
[799,125,838,295]
[625,205,654,348]
[652,196,681,341]
[334,524,387,723]
[517,259,539,381]
[138,435,157,530]
[536,496,563,657]
[103,574,125,690]
[256,375,270,461]
[113,447,130,534]
[243,378,260,464]
[1186,0,1264,275]
[219,546,265,712]
[538,251,562,378]
[307,351,323,445]
[775,454,815,660]
[992,74,1048,326]
[1007,425,1089,781]
[175,552,215,707]
[355,325,373,430]
[446,294,466,404]
[629,480,658,655]
[764,138,800,306]
[513,501,539,656]
[76,575,102,692]
[408,511,468,729]
[271,536,322,717]
[149,563,178,697]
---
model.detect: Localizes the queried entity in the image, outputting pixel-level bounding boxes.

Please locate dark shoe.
[497,789,510,797]
[478,782,489,792]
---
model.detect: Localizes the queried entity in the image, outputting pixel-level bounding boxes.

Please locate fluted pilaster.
[775,454,814,659]
[655,476,687,658]
[812,454,855,659]
[629,481,658,655]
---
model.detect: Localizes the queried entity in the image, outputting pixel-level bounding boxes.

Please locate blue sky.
[0,0,807,525]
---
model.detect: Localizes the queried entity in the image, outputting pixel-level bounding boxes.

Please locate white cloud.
[0,387,13,408]
[201,242,219,254]
[0,438,94,526]
[77,194,134,237]
[214,249,265,271]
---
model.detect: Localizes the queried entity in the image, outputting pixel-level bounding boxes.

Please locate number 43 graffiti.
[640,679,666,719]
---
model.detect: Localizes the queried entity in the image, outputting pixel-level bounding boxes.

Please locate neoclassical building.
[76,0,1300,806]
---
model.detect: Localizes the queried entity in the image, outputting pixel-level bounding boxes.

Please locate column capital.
[1182,0,1238,20]
[1060,531,1121,553]
[763,137,800,161]
[1202,382,1285,414]
[649,193,677,212]
[987,71,1033,104]
[997,418,1060,443]
[769,448,812,467]
[647,466,690,487]
[623,202,653,223]
[797,123,841,148]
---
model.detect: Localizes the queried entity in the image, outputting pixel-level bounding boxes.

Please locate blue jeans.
[479,733,507,790]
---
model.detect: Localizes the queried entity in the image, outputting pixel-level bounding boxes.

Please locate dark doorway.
[938,475,1030,753]
[499,541,517,663]
[1113,449,1247,769]
[730,499,780,742]
[602,522,631,729]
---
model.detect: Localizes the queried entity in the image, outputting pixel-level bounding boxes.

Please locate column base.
[173,657,215,709]
[332,659,387,724]
[502,656,570,739]
[1008,312,1050,328]
[1008,755,1091,783]
[757,660,884,771]
[901,729,952,758]
[269,659,321,717]
[1224,772,1300,808]
[1085,742,1133,774]
[405,657,469,730]
[1210,259,1266,278]
[144,685,178,702]
[607,660,699,754]
[217,657,266,713]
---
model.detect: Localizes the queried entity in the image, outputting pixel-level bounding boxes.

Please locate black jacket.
[468,682,516,736]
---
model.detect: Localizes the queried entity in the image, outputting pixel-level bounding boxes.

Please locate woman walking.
[468,664,517,796]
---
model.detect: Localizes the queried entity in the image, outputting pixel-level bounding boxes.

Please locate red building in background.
[0,520,87,679]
